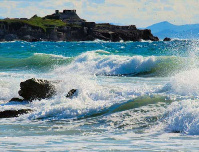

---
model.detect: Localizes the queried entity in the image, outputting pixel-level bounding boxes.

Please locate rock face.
[163,37,171,41]
[4,34,18,41]
[92,25,159,42]
[18,78,56,101]
[22,35,39,42]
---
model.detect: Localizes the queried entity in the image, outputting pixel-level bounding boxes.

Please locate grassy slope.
[0,16,66,32]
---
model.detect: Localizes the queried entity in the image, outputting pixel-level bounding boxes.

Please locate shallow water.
[1,40,199,151]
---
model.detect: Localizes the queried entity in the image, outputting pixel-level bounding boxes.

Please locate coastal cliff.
[0,10,159,42]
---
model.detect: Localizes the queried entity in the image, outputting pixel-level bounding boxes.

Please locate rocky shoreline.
[0,9,163,42]
[0,22,160,42]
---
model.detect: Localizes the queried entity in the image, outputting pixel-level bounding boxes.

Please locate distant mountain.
[146,21,199,39]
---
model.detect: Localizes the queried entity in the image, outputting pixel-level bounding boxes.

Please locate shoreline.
[0,38,177,43]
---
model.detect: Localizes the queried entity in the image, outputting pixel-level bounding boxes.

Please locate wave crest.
[0,53,72,71]
[54,51,194,77]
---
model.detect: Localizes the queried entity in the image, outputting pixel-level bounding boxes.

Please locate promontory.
[0,9,159,42]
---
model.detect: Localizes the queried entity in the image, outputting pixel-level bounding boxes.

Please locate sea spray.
[163,69,199,96]
[165,100,199,135]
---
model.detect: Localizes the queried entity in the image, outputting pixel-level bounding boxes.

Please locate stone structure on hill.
[45,9,86,25]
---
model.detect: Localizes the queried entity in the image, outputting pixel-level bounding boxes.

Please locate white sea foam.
[1,51,197,121]
[165,100,199,135]
[0,67,161,120]
[33,53,70,59]
[95,50,110,54]
[94,39,108,43]
[140,39,153,43]
[0,77,21,101]
[25,74,160,120]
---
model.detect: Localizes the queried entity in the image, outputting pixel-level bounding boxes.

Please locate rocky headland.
[0,9,160,42]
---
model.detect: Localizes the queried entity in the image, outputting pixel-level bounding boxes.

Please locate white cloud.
[0,0,199,27]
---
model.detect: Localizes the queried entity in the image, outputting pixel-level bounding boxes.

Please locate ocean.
[1,40,199,151]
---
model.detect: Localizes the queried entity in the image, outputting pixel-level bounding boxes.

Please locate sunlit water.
[1,40,199,151]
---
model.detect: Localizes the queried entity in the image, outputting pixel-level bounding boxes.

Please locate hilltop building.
[44,9,86,25]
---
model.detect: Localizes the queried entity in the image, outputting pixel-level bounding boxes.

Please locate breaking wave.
[53,51,197,77]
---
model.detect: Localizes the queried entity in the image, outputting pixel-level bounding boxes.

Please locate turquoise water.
[1,40,199,151]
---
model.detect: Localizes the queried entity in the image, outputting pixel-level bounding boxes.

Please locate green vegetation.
[0,16,66,32]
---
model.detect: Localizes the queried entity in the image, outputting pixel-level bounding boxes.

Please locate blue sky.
[0,0,199,27]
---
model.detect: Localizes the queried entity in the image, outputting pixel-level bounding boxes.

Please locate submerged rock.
[18,78,56,101]
[66,89,77,98]
[0,109,32,118]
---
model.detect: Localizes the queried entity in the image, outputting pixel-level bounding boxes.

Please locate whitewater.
[1,40,199,151]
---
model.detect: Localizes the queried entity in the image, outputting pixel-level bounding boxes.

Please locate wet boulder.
[18,78,56,101]
[0,109,32,118]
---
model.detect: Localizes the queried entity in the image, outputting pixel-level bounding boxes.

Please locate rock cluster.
[1,78,77,118]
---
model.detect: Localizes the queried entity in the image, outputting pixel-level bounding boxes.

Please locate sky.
[0,0,199,27]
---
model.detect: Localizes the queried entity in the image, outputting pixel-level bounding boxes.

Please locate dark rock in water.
[18,78,56,101]
[171,130,181,133]
[0,109,32,118]
[4,34,18,41]
[66,89,77,98]
[163,37,171,41]
[9,98,24,102]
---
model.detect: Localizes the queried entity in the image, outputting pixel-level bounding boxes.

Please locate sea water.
[1,40,199,151]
